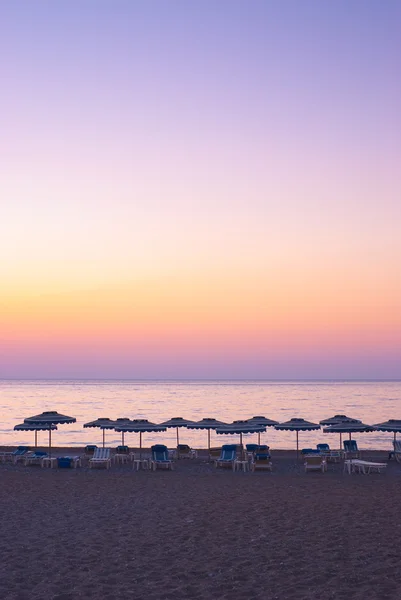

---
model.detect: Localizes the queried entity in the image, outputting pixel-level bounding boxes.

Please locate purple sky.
[1,1,401,379]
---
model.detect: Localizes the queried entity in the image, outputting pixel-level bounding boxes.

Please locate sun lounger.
[316,444,341,462]
[150,445,174,471]
[1,446,30,464]
[84,445,98,455]
[344,459,387,474]
[392,440,401,463]
[343,440,360,459]
[215,445,236,470]
[89,448,111,469]
[304,455,327,473]
[24,451,48,466]
[57,456,81,469]
[302,448,320,455]
[251,453,273,472]
[209,447,221,461]
[177,444,197,459]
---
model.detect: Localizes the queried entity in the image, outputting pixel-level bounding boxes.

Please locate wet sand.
[1,448,400,600]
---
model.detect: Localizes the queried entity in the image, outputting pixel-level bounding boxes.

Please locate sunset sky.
[1,1,400,379]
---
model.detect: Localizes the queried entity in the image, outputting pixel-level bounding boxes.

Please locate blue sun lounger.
[343,440,360,459]
[24,451,48,466]
[1,446,30,463]
[215,444,237,470]
[150,445,174,471]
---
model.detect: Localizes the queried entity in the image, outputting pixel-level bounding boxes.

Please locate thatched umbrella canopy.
[215,420,266,459]
[23,411,76,456]
[275,418,320,459]
[319,415,362,447]
[83,417,115,448]
[115,419,166,458]
[14,422,57,448]
[186,418,228,449]
[323,422,375,452]
[319,414,362,426]
[374,419,401,441]
[246,416,279,445]
[159,417,196,446]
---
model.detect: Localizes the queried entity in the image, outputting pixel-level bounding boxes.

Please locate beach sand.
[1,449,400,600]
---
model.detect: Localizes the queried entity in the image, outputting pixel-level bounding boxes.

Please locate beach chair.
[316,443,340,461]
[177,444,197,459]
[215,445,236,470]
[343,440,360,459]
[304,455,327,473]
[57,456,81,469]
[392,440,401,463]
[345,459,387,475]
[251,453,273,472]
[245,444,259,460]
[85,445,98,455]
[89,448,111,469]
[301,448,320,455]
[115,445,130,454]
[1,446,30,464]
[24,451,48,466]
[150,445,174,471]
[209,447,221,461]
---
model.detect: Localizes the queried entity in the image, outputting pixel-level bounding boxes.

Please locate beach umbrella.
[14,422,57,448]
[319,415,362,448]
[373,419,401,442]
[159,417,197,446]
[275,418,320,459]
[83,417,115,448]
[115,419,166,458]
[215,420,266,459]
[113,418,132,446]
[246,416,279,445]
[319,414,362,426]
[323,422,375,451]
[23,411,76,456]
[186,418,228,450]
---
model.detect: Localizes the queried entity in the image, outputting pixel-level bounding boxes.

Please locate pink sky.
[1,1,401,378]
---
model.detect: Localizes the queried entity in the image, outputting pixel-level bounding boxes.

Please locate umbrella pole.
[240,432,243,460]
[340,433,342,451]
[49,427,52,458]
[176,427,179,447]
[296,431,299,460]
[35,430,37,449]
[103,429,105,448]
[140,431,142,459]
[258,431,260,445]
[122,431,125,446]
[208,429,210,450]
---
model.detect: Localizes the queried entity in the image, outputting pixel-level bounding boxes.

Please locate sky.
[1,0,401,379]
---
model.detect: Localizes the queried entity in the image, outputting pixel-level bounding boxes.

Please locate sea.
[1,380,400,450]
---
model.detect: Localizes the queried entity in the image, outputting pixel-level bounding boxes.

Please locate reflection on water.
[0,380,400,450]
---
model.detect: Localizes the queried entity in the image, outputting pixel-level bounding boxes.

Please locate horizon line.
[1,378,401,383]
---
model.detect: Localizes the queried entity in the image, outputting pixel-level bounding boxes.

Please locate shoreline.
[0,445,392,456]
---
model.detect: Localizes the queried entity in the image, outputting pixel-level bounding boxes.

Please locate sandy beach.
[1,449,400,600]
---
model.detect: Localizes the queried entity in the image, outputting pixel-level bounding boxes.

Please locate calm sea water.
[1,380,400,450]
